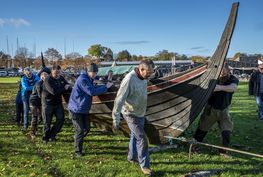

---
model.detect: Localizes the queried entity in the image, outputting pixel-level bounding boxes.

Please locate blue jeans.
[124,115,150,169]
[256,94,263,120]
[22,96,30,129]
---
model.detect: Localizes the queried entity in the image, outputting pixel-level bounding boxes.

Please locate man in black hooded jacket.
[41,65,71,143]
[29,69,50,137]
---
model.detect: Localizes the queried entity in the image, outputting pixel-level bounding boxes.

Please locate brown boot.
[141,168,153,176]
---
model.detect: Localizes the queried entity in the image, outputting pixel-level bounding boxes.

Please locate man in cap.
[249,59,263,120]
[68,63,113,157]
[193,63,239,156]
[21,67,40,131]
[112,59,155,176]
[41,65,71,143]
[29,68,50,138]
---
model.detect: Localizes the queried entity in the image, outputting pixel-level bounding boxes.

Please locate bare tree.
[0,51,11,68]
[44,48,62,63]
[14,47,33,68]
[65,52,83,60]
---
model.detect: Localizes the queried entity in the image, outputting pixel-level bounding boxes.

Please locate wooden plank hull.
[79,3,239,144]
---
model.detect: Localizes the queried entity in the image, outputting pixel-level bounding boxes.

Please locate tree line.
[0,44,215,69]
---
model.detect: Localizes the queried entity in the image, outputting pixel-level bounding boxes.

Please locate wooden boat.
[87,2,239,144]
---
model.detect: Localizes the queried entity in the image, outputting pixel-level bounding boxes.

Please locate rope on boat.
[164,136,263,159]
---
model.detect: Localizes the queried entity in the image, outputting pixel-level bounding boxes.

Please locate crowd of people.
[14,60,155,175]
[15,59,263,176]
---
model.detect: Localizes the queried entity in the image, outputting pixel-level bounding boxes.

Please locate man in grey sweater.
[112,59,154,176]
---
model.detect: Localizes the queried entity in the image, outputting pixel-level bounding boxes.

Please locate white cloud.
[115,40,150,45]
[0,18,31,27]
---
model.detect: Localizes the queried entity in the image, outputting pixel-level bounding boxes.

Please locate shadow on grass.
[153,167,263,177]
[151,159,262,166]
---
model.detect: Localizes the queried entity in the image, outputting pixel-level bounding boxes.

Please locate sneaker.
[75,152,83,157]
[141,168,153,176]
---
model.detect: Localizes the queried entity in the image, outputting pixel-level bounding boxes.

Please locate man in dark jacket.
[68,63,113,157]
[41,65,71,143]
[29,70,50,137]
[249,60,263,120]
[21,67,40,130]
[193,63,239,156]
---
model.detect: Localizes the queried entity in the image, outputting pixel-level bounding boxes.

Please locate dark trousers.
[69,111,90,153]
[22,96,30,129]
[256,93,263,120]
[16,102,23,123]
[194,128,231,153]
[31,104,41,133]
[42,103,65,141]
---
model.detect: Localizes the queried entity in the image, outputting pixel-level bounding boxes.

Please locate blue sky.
[0,0,263,58]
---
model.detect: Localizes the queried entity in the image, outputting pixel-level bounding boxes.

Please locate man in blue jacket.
[68,63,113,157]
[21,67,40,130]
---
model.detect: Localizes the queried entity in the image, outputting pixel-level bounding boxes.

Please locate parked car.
[0,70,8,77]
[7,71,18,77]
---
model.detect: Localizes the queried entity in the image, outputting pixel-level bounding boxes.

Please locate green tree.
[233,52,241,60]
[88,44,113,61]
[88,44,103,58]
[179,54,189,60]
[117,50,131,61]
[131,55,138,61]
[191,55,208,63]
[155,50,178,60]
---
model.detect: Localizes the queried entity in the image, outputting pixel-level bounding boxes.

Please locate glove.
[64,84,71,90]
[106,82,113,88]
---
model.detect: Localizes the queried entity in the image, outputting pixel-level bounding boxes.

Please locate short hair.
[40,71,48,77]
[139,59,155,69]
[24,67,32,73]
[52,64,61,70]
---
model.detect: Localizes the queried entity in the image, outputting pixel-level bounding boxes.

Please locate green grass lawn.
[0,77,20,84]
[0,82,263,177]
